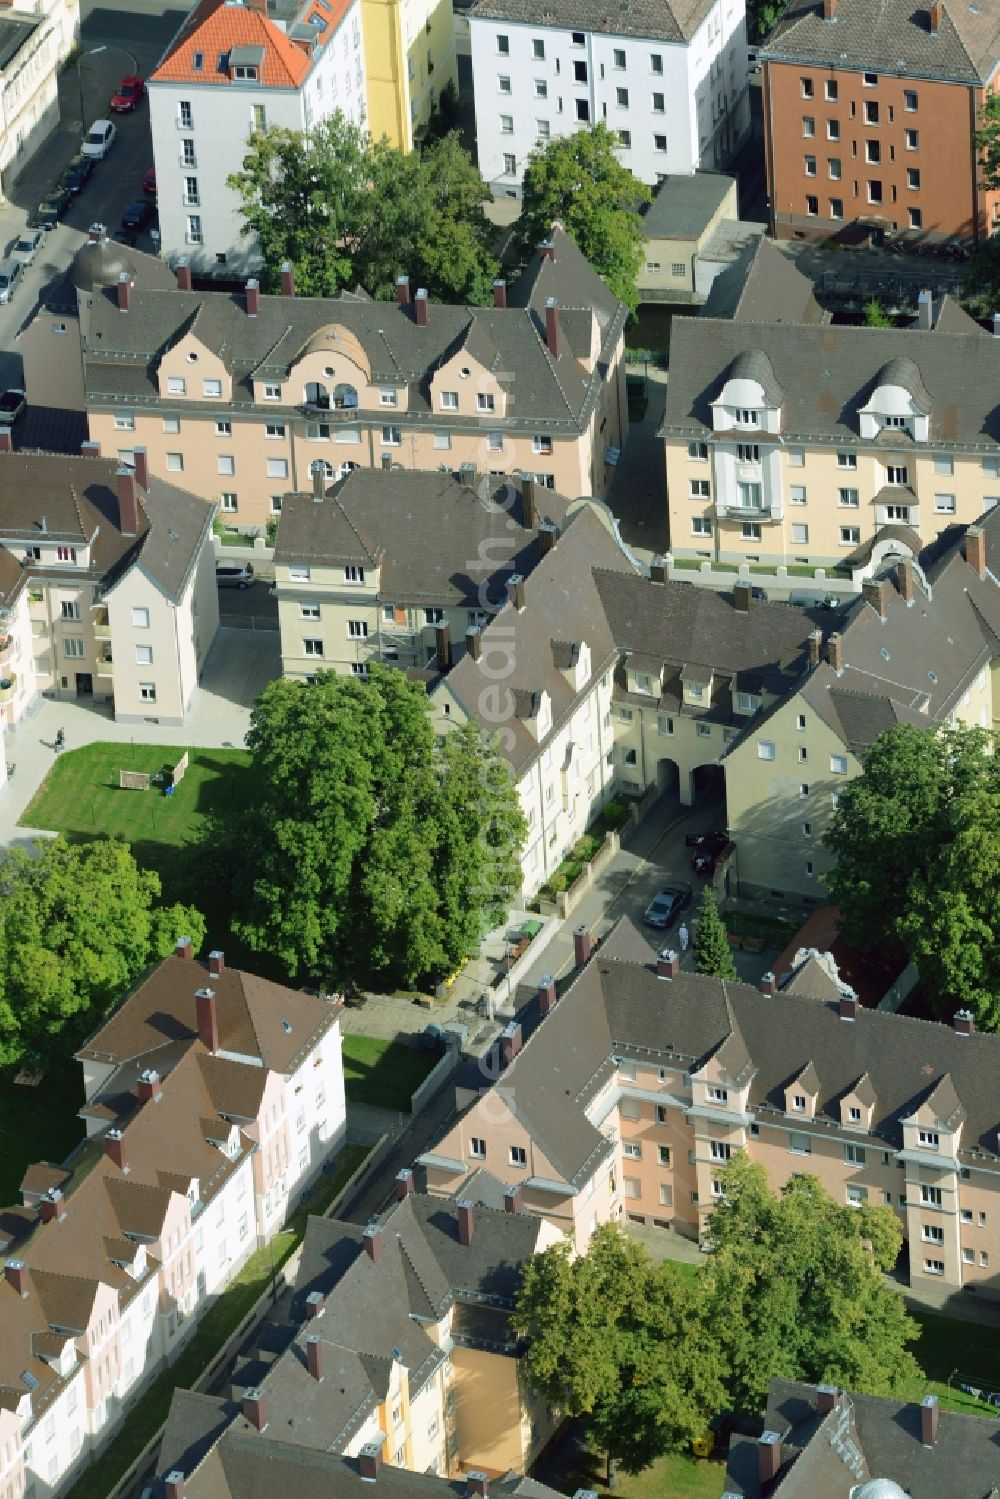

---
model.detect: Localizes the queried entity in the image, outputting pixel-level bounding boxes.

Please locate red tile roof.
[152,0,313,89]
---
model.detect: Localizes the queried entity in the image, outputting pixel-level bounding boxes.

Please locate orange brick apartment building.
[761,0,1000,243]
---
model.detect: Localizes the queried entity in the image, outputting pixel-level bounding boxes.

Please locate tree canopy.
[228,115,499,303]
[694,886,737,979]
[703,1156,921,1411]
[515,125,650,312]
[513,1225,726,1478]
[823,723,1000,1028]
[975,93,1000,195]
[214,667,525,988]
[0,837,205,1068]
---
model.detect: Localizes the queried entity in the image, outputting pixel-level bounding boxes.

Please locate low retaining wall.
[410,1047,459,1112]
[661,554,858,599]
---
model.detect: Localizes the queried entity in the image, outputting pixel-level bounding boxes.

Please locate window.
[904,89,917,111]
[922,1224,944,1244]
[347,620,368,639]
[707,1086,728,1103]
[440,390,459,411]
[846,1186,868,1207]
[840,526,861,546]
[802,115,815,137]
[844,1143,866,1165]
[962,1246,974,1264]
[827,118,840,139]
[791,523,809,544]
[503,151,517,174]
[790,484,807,506]
[618,130,631,148]
[654,133,667,151]
[658,712,675,733]
[650,51,663,72]
[886,465,908,485]
[829,197,844,218]
[658,1145,671,1166]
[344,565,365,584]
[263,382,281,401]
[351,662,368,678]
[867,179,882,204]
[537,119,550,139]
[801,76,814,97]
[532,37,545,58]
[652,91,665,111]
[167,376,186,396]
[827,157,841,179]
[848,1105,861,1122]
[60,599,80,621]
[865,139,880,163]
[623,1142,642,1159]
[220,492,237,513]
[799,782,809,797]
[574,59,587,82]
[789,1132,811,1155]
[380,426,401,448]
[934,493,956,514]
[710,1141,732,1161]
[805,194,819,215]
[163,452,183,473]
[734,408,759,427]
[300,603,320,621]
[140,682,156,702]
[64,637,85,659]
[923,1259,945,1276]
[500,113,513,133]
[690,479,711,498]
[757,740,776,761]
[804,154,817,176]
[509,1145,527,1166]
[907,167,920,190]
[737,443,760,463]
[303,638,323,658]
[825,79,838,100]
[186,214,203,244]
[837,485,860,508]
[214,454,234,478]
[918,1128,940,1149]
[496,33,509,53]
[741,521,762,542]
[135,645,153,666]
[114,413,135,431]
[617,87,629,107]
[535,79,547,97]
[178,100,193,128]
[920,1185,942,1206]
[469,1137,486,1159]
[864,101,878,123]
[498,74,511,93]
[980,1211,987,1227]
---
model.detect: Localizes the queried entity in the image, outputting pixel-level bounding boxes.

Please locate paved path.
[606,369,670,563]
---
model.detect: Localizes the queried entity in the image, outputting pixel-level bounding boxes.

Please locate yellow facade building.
[361,0,458,149]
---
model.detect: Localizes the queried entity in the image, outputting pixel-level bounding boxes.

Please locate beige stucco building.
[638,172,738,303]
[0,450,218,729]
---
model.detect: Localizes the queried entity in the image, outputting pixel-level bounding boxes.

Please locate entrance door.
[75,673,93,696]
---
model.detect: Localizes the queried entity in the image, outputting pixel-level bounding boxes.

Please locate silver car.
[12,229,42,268]
[0,258,22,304]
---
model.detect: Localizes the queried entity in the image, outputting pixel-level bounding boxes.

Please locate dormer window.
[848,1106,861,1122]
[735,409,759,427]
[687,682,705,701]
[918,1128,940,1149]
[735,691,758,714]
[884,415,906,429]
[634,672,654,694]
[707,1085,728,1103]
[233,64,258,79]
[792,1093,806,1111]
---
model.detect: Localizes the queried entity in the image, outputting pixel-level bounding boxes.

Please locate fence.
[410,1047,460,1113]
[660,554,859,599]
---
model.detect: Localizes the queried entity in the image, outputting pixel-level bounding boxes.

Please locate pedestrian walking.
[678,922,689,953]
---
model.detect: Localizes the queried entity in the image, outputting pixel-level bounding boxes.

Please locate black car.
[0,389,26,425]
[684,830,730,856]
[121,199,155,233]
[32,186,71,229]
[61,154,95,195]
[642,885,693,930]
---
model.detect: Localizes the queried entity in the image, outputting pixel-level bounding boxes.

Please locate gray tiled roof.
[643,173,736,242]
[700,236,828,324]
[762,0,1000,85]
[468,0,717,44]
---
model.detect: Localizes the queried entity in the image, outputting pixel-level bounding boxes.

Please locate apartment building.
[76,226,627,531]
[761,0,1000,243]
[468,0,750,195]
[0,450,217,728]
[148,0,367,275]
[0,942,347,1499]
[361,0,457,150]
[727,1378,1000,1497]
[662,305,1000,569]
[273,470,568,679]
[155,1189,562,1481]
[0,0,79,202]
[422,917,1000,1299]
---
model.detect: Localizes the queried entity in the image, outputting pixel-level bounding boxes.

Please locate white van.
[216,561,254,589]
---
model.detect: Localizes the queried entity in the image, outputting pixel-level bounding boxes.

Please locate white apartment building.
[467,0,750,195]
[148,0,366,275]
[0,0,79,200]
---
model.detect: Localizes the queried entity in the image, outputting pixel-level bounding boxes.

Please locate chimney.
[538,520,558,555]
[862,578,887,618]
[81,439,101,458]
[963,523,986,578]
[358,1441,383,1481]
[827,632,843,672]
[175,935,194,960]
[500,1021,522,1068]
[506,573,526,611]
[116,271,131,311]
[521,475,537,531]
[136,1068,161,1104]
[503,1184,522,1215]
[656,948,680,980]
[280,261,295,297]
[816,1384,839,1414]
[493,278,507,309]
[306,1334,324,1382]
[538,973,557,1015]
[165,1473,185,1499]
[39,1189,65,1222]
[0,429,12,454]
[395,1167,415,1201]
[414,288,429,326]
[839,992,859,1021]
[649,556,667,584]
[465,626,482,661]
[242,1388,267,1432]
[196,987,219,1053]
[544,296,560,358]
[457,1199,474,1246]
[917,288,934,330]
[823,0,837,15]
[435,622,452,673]
[104,1128,128,1173]
[897,558,915,604]
[208,949,225,978]
[363,1221,382,1261]
[117,465,140,536]
[953,1009,974,1036]
[540,240,555,262]
[467,1475,489,1499]
[921,1393,939,1447]
[245,278,260,316]
[310,458,326,502]
[87,222,105,243]
[758,1432,782,1486]
[395,274,410,306]
[133,447,149,491]
[733,581,752,613]
[305,1289,326,1318]
[808,628,822,667]
[175,256,192,291]
[760,971,776,997]
[3,1260,29,1297]
[574,926,593,966]
[929,0,942,33]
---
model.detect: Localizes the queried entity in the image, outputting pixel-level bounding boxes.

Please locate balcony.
[93,608,111,639]
[0,674,16,703]
[96,651,114,676]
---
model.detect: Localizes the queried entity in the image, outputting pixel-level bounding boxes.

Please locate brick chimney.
[245,279,260,316]
[650,556,667,584]
[414,288,429,326]
[81,439,101,458]
[839,992,859,1021]
[175,257,192,291]
[304,1290,326,1318]
[136,1068,161,1104]
[3,1260,28,1297]
[827,632,844,672]
[500,1022,522,1068]
[538,973,557,1015]
[196,987,219,1053]
[242,1388,267,1432]
[929,0,942,33]
[538,520,558,555]
[952,1009,974,1036]
[435,622,452,673]
[306,1334,324,1382]
[506,573,526,611]
[733,581,752,613]
[963,523,986,578]
[808,628,822,667]
[816,1384,839,1414]
[117,465,140,536]
[467,1475,489,1499]
[574,926,593,966]
[521,475,537,530]
[457,1200,474,1246]
[544,297,560,358]
[164,1473,185,1499]
[921,1393,939,1447]
[175,935,194,960]
[897,558,915,604]
[0,429,12,455]
[758,1432,782,1486]
[39,1189,65,1222]
[87,222,105,243]
[465,626,482,661]
[862,578,887,617]
[760,971,776,996]
[116,271,131,311]
[395,1168,414,1201]
[396,274,410,307]
[133,447,149,491]
[104,1128,128,1173]
[540,240,555,262]
[493,278,507,308]
[503,1184,522,1214]
[208,950,224,978]
[363,1221,382,1261]
[823,0,837,17]
[358,1441,383,1481]
[657,949,680,980]
[280,261,295,297]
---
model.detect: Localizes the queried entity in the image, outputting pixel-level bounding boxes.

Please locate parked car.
[11,229,43,268]
[32,187,71,229]
[110,75,144,112]
[61,154,95,194]
[81,119,117,159]
[121,199,155,233]
[642,885,692,930]
[750,585,768,601]
[684,831,729,855]
[0,389,26,424]
[142,164,156,195]
[216,561,254,589]
[0,259,23,304]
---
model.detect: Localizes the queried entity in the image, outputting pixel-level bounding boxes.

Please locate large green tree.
[975,92,1000,193]
[228,116,498,303]
[703,1156,921,1411]
[215,668,525,987]
[694,886,737,979]
[0,837,205,1068]
[516,125,650,312]
[823,723,1000,1028]
[513,1225,726,1479]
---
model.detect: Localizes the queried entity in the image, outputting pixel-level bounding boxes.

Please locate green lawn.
[341,1035,439,1111]
[903,1306,1000,1416]
[65,1142,370,1499]
[0,1060,84,1205]
[561,1443,722,1499]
